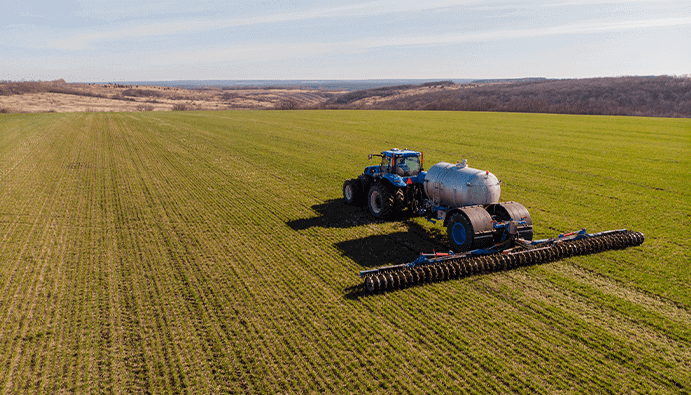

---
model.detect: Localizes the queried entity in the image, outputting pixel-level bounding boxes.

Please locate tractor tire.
[447,213,474,252]
[368,183,396,219]
[358,175,373,199]
[343,179,362,205]
[393,187,405,212]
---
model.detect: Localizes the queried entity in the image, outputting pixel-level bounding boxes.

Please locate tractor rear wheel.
[393,187,405,212]
[368,182,396,219]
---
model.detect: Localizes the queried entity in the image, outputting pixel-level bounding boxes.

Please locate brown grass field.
[0,81,339,113]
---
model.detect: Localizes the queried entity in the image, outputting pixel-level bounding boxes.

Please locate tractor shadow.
[287,198,417,230]
[287,199,447,267]
[287,199,375,230]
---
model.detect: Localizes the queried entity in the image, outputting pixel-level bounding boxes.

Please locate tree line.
[320,76,691,118]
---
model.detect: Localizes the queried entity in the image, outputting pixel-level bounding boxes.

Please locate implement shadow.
[336,222,449,269]
[288,199,447,267]
[287,198,451,299]
[340,223,451,300]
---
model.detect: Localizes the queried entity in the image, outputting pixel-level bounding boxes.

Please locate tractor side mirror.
[368,154,373,160]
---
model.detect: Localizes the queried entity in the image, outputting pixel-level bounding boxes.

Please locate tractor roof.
[381,148,420,157]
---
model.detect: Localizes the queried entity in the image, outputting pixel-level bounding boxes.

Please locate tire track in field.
[83,114,117,394]
[102,115,156,393]
[473,266,689,391]
[35,113,110,394]
[360,284,571,393]
[72,114,116,394]
[556,262,691,326]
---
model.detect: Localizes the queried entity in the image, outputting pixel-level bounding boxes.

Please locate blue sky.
[1,0,689,82]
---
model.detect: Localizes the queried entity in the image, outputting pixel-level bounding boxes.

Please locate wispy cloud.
[7,0,471,51]
[373,16,691,46]
[543,0,671,5]
[138,16,691,65]
[2,1,688,80]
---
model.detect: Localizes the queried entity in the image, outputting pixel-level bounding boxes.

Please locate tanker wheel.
[447,213,474,252]
[368,182,396,219]
[343,179,362,205]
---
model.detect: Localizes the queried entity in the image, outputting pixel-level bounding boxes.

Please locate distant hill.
[471,77,549,84]
[97,79,476,91]
[3,76,689,117]
[318,76,691,118]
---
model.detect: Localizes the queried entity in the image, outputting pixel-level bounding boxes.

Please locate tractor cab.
[370,148,423,177]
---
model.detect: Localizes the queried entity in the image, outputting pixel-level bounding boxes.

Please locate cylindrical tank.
[424,160,501,207]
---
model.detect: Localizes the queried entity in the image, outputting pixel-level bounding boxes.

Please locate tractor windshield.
[395,156,421,177]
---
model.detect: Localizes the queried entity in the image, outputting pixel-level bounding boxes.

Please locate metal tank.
[423,160,501,207]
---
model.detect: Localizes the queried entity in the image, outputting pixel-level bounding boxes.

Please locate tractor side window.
[381,156,392,174]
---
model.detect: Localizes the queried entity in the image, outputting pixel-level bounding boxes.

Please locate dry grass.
[5,77,687,117]
[0,80,338,113]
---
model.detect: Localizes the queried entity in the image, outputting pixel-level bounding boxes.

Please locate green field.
[0,110,689,393]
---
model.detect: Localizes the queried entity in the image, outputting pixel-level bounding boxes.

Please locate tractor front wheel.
[343,179,361,204]
[368,183,396,219]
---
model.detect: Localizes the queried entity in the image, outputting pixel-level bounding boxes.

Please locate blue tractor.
[343,148,427,219]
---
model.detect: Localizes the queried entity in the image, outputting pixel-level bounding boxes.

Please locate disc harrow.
[360,229,644,293]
